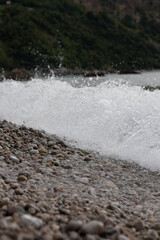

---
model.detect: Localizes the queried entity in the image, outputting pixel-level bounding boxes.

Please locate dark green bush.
[0,0,160,70]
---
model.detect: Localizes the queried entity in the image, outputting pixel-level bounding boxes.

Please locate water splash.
[1,74,160,169]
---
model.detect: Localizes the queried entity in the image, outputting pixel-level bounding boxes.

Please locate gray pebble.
[20,214,44,228]
[30,149,39,154]
[145,229,159,240]
[0,156,5,161]
[10,155,20,164]
[133,219,145,231]
[0,219,8,229]
[67,220,83,231]
[118,235,130,240]
[152,223,160,230]
[81,220,104,235]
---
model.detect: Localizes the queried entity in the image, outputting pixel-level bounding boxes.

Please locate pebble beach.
[0,120,160,240]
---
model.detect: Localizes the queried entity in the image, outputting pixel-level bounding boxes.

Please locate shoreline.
[0,120,160,239]
[1,68,160,82]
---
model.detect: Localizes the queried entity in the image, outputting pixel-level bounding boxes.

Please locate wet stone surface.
[0,120,160,239]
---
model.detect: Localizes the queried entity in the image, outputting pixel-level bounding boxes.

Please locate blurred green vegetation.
[0,0,160,71]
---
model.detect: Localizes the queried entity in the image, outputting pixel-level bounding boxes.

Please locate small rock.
[30,149,39,154]
[67,220,83,231]
[28,207,36,215]
[81,150,89,155]
[81,220,104,235]
[56,153,65,159]
[45,191,54,198]
[51,150,59,155]
[133,219,145,231]
[10,155,20,164]
[85,234,97,240]
[0,219,8,229]
[152,223,160,230]
[0,235,12,240]
[8,222,19,231]
[69,231,80,240]
[0,156,5,161]
[54,160,60,166]
[0,197,10,206]
[105,180,118,189]
[38,146,46,154]
[15,188,23,195]
[18,171,30,178]
[96,214,109,224]
[79,177,89,184]
[107,203,117,211]
[5,68,31,81]
[26,203,39,213]
[11,183,19,189]
[53,232,67,240]
[48,141,55,147]
[16,233,34,240]
[28,185,37,193]
[144,229,159,240]
[84,156,92,162]
[20,214,44,228]
[51,223,60,232]
[118,235,130,240]
[63,165,73,169]
[17,175,28,181]
[37,213,51,223]
[7,205,25,215]
[88,187,95,195]
[59,208,70,215]
[103,226,118,236]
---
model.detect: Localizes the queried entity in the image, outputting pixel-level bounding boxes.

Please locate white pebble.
[20,214,44,228]
[10,155,19,163]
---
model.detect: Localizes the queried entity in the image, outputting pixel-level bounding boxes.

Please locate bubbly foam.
[1,74,160,169]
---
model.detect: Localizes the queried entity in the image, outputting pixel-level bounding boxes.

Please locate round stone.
[133,219,145,231]
[17,175,28,181]
[0,156,5,161]
[67,220,83,231]
[81,220,104,235]
[20,214,44,228]
[118,235,130,240]
[10,155,20,164]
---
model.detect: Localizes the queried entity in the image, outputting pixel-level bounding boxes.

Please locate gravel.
[0,119,160,239]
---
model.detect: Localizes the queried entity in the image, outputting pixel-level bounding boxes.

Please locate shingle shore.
[0,120,160,240]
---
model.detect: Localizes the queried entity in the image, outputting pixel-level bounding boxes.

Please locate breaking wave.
[1,73,160,169]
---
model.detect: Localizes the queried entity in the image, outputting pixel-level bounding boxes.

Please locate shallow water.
[1,71,160,169]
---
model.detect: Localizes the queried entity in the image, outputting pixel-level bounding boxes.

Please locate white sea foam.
[1,73,160,169]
